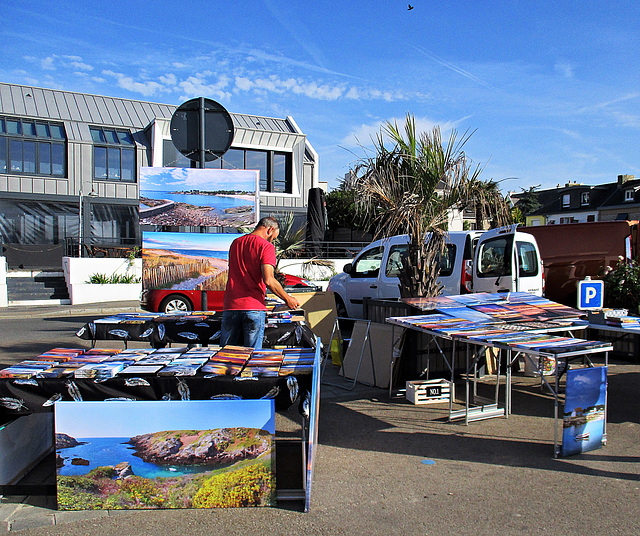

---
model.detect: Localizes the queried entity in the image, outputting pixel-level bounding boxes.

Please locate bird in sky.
[408,4,414,10]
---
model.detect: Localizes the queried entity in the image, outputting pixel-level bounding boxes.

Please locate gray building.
[0,82,319,268]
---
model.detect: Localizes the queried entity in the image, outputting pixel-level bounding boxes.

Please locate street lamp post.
[79,186,98,258]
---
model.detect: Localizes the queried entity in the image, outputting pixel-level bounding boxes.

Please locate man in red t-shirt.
[221,216,300,349]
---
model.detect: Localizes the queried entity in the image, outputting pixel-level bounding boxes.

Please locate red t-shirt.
[223,233,277,311]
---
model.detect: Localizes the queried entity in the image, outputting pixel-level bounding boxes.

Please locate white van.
[327,226,543,318]
[328,231,482,318]
[472,225,544,296]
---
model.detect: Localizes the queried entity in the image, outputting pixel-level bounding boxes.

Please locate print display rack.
[0,343,321,511]
[386,293,612,456]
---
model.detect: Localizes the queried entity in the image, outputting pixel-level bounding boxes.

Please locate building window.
[162,143,292,193]
[587,215,595,222]
[562,194,570,208]
[581,192,589,205]
[0,199,77,245]
[0,116,66,177]
[624,189,635,202]
[90,204,138,246]
[90,127,136,182]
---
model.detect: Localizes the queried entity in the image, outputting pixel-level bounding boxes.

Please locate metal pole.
[79,189,83,258]
[199,97,206,170]
[198,97,208,312]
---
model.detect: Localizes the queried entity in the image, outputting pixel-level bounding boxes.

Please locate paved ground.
[0,302,638,535]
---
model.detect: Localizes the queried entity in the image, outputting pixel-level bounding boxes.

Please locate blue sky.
[2,0,638,193]
[140,167,258,192]
[55,400,275,438]
[143,231,238,252]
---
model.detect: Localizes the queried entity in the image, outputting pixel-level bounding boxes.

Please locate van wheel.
[335,295,348,318]
[160,295,193,314]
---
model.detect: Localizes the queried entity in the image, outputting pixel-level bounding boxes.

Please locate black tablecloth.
[76,313,316,348]
[0,372,311,418]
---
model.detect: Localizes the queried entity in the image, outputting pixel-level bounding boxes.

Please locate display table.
[75,311,315,348]
[0,343,321,510]
[386,292,612,456]
[584,316,640,362]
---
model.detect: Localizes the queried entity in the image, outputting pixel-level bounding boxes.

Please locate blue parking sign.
[578,279,604,310]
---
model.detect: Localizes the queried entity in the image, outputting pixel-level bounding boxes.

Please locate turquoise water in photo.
[57,437,215,478]
[166,248,229,261]
[562,419,605,456]
[141,190,253,213]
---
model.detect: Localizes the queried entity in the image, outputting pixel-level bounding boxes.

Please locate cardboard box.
[406,379,453,405]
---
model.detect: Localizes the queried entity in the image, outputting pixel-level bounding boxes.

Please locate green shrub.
[87,273,142,284]
[603,258,640,312]
[192,463,273,508]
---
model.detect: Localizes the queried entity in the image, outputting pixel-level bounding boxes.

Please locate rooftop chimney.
[618,174,635,185]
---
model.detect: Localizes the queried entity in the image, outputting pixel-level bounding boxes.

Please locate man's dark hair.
[256,216,279,230]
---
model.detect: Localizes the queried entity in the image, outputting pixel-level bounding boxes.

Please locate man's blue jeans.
[220,310,266,349]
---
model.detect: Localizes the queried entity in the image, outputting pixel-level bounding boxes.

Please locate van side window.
[385,245,408,277]
[351,246,384,278]
[477,236,513,277]
[516,241,538,277]
[437,244,456,277]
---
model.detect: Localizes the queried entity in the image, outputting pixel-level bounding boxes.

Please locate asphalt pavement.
[0,302,638,535]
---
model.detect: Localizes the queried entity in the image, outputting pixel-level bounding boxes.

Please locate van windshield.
[351,246,384,278]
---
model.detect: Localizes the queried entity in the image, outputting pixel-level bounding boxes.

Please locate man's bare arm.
[262,264,300,310]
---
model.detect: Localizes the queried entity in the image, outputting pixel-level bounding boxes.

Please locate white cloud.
[178,74,232,101]
[341,116,465,149]
[41,56,55,70]
[70,61,93,71]
[102,70,169,97]
[554,61,574,78]
[611,110,640,128]
[159,73,177,87]
[232,74,415,103]
[234,75,346,100]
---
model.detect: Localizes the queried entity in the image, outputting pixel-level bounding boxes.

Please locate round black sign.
[170,98,234,162]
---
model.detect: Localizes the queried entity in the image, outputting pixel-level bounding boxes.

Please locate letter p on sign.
[578,279,604,310]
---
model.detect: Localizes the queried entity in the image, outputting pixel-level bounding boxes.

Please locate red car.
[141,274,317,313]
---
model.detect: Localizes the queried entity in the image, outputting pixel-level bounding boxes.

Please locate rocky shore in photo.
[139,196,255,228]
[128,427,271,466]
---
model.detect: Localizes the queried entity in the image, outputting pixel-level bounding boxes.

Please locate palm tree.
[350,114,511,298]
[273,212,306,270]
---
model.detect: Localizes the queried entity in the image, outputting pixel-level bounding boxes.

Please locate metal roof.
[0,82,298,134]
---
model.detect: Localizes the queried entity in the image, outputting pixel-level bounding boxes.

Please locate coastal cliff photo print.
[55,400,276,510]
[139,167,259,229]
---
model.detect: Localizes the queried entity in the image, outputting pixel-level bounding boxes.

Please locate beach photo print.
[142,231,236,292]
[139,167,259,229]
[55,399,276,510]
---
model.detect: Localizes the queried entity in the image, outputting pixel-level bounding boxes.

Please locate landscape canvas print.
[55,400,276,510]
[142,231,236,292]
[139,167,259,229]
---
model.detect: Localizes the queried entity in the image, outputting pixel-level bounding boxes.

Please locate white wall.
[0,257,7,307]
[62,257,143,305]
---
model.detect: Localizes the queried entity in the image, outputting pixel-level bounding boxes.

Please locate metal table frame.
[386,318,611,455]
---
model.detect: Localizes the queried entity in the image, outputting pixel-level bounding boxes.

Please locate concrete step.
[6,271,70,302]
